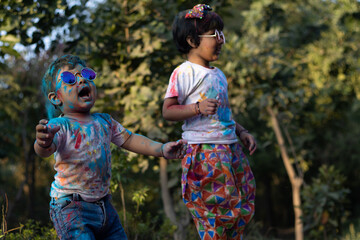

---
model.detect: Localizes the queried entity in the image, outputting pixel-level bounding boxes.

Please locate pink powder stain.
[74,130,82,149]
[66,212,73,222]
[168,68,179,96]
[56,90,62,98]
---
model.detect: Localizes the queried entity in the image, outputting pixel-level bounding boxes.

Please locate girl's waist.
[186,142,241,152]
[182,131,238,145]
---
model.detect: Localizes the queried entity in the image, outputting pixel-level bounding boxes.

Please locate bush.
[302,165,350,239]
[4,220,57,240]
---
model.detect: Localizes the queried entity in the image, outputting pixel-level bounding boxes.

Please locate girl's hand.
[198,98,218,116]
[240,132,257,155]
[35,119,60,148]
[162,140,188,159]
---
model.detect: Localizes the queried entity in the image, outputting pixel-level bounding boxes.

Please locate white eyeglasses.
[198,29,225,43]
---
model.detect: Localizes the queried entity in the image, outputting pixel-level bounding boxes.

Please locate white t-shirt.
[165,61,238,144]
[48,113,131,202]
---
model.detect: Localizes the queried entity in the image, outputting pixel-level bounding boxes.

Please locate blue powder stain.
[220,121,234,128]
[205,86,217,99]
[98,145,107,168]
[223,128,233,136]
[218,107,231,121]
[88,160,96,171]
[85,126,92,136]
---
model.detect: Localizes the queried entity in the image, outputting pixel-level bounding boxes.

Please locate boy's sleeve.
[110,117,132,147]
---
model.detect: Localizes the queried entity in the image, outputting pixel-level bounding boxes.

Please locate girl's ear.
[186,36,197,48]
[48,92,62,106]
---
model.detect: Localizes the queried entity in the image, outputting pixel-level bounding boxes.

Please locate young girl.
[162,4,257,240]
[34,54,187,240]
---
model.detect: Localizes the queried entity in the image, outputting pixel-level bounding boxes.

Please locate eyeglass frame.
[198,29,225,43]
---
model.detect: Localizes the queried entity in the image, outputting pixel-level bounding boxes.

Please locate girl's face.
[49,64,97,118]
[188,29,225,68]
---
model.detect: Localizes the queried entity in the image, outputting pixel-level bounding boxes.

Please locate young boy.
[34,54,186,240]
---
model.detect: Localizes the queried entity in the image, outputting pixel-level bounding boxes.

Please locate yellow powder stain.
[199,92,206,101]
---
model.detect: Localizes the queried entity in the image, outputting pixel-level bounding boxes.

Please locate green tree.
[0,52,53,224]
[220,0,359,239]
[1,0,359,239]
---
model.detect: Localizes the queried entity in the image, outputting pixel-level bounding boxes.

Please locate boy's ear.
[48,92,62,106]
[186,36,197,48]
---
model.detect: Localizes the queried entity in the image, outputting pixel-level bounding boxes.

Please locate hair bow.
[185,4,212,19]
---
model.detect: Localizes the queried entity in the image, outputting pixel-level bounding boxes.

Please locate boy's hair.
[42,55,86,119]
[172,9,224,54]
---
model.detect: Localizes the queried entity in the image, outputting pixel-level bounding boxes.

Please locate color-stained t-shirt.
[164,61,238,144]
[48,113,131,202]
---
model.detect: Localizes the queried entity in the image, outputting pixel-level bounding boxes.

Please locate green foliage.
[0,0,359,239]
[0,0,77,57]
[1,194,23,238]
[4,220,57,240]
[341,222,360,240]
[132,186,149,214]
[109,144,133,192]
[302,165,350,239]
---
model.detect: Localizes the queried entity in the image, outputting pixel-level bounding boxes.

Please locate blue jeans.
[49,193,127,240]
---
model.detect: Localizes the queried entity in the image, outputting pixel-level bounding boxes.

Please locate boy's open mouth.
[78,86,91,99]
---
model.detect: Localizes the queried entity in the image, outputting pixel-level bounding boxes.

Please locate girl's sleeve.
[110,117,132,147]
[164,65,193,104]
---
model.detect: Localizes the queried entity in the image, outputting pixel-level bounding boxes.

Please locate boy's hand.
[240,132,257,155]
[162,140,188,159]
[199,99,218,116]
[35,119,60,148]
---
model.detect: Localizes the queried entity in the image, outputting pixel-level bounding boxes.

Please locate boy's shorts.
[49,193,127,240]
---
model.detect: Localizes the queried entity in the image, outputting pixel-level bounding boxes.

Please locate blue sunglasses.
[60,68,97,85]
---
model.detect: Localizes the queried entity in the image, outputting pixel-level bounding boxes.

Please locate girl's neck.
[187,54,212,69]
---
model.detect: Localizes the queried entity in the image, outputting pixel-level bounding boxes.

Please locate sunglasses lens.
[61,71,76,84]
[82,68,96,80]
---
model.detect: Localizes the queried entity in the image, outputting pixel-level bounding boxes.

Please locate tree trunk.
[119,180,127,233]
[121,0,130,54]
[159,157,188,240]
[267,106,303,240]
[21,111,36,219]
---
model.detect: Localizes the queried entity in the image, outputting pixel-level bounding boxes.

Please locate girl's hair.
[42,55,86,119]
[172,9,224,54]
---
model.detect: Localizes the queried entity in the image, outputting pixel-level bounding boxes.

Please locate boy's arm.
[121,133,187,159]
[162,97,218,121]
[235,122,257,155]
[34,119,60,158]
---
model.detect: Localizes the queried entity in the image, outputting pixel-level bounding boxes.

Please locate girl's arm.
[162,97,218,121]
[162,97,197,121]
[235,122,257,155]
[121,133,187,159]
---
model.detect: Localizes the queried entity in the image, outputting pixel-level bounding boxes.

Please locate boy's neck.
[63,112,93,122]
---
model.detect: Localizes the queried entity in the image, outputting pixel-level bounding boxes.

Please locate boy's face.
[49,64,97,117]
